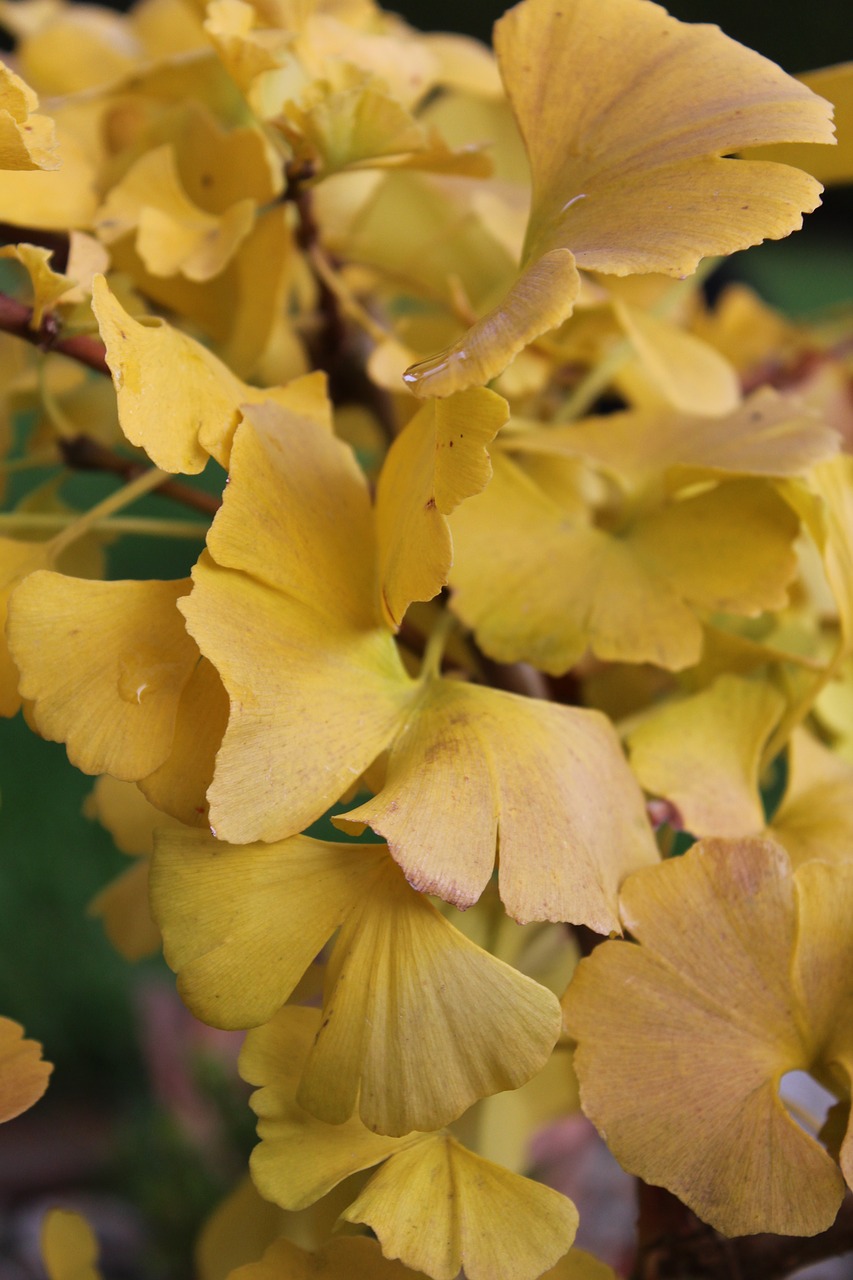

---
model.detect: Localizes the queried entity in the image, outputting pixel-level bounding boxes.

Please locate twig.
[59,436,220,518]
[0,291,109,375]
[633,1183,853,1280]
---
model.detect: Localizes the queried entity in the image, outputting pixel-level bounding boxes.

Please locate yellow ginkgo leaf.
[0,1016,52,1123]
[449,452,800,673]
[627,674,785,837]
[92,276,330,473]
[541,1252,617,1280]
[0,115,96,230]
[138,655,229,824]
[7,573,199,779]
[0,535,54,717]
[767,729,853,868]
[342,1133,577,1280]
[95,144,256,283]
[243,1007,423,1211]
[243,1008,577,1280]
[0,60,57,170]
[746,63,853,186]
[404,0,834,397]
[375,387,508,628]
[296,857,561,1134]
[507,390,838,493]
[611,299,741,417]
[41,1210,100,1280]
[336,678,656,929]
[563,837,846,1237]
[628,678,853,864]
[0,243,72,327]
[197,1176,287,1280]
[153,831,387,1030]
[152,829,561,1134]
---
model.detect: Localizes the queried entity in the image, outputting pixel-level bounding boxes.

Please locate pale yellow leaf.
[8,573,198,779]
[375,388,508,627]
[627,675,785,836]
[564,837,843,1236]
[343,1134,578,1280]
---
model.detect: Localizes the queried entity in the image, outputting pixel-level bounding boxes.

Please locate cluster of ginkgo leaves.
[1,0,852,1275]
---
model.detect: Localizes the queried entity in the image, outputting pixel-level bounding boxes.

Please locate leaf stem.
[0,512,207,539]
[420,607,457,681]
[48,465,170,559]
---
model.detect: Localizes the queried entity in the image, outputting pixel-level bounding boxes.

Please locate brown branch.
[634,1183,853,1280]
[60,436,220,518]
[0,289,218,518]
[0,291,109,375]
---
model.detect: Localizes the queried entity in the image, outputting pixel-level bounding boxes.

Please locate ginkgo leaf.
[152,830,561,1134]
[7,573,199,779]
[247,1006,577,1280]
[92,276,330,473]
[375,387,508,628]
[402,248,581,398]
[612,299,741,417]
[0,1017,52,1122]
[336,678,656,929]
[0,535,54,717]
[41,1211,100,1280]
[506,390,839,492]
[242,1007,423,1211]
[296,857,562,1134]
[0,114,97,230]
[95,144,256,283]
[138,656,230,824]
[449,451,800,673]
[0,60,58,170]
[542,1253,617,1280]
[746,63,853,186]
[767,729,853,867]
[0,243,73,326]
[196,1176,287,1280]
[343,1133,578,1280]
[627,675,785,836]
[403,0,834,396]
[563,837,846,1236]
[152,830,386,1029]
[629,676,853,862]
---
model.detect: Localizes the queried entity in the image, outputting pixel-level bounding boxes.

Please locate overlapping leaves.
[180,402,657,929]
